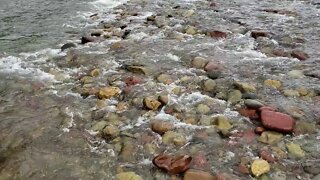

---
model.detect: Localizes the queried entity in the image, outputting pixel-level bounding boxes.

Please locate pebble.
[283,89,300,97]
[227,90,242,104]
[294,121,316,134]
[205,61,221,72]
[251,31,268,39]
[286,143,305,158]
[116,172,143,180]
[251,159,270,177]
[234,81,257,93]
[209,31,227,39]
[103,125,120,137]
[98,87,121,99]
[261,110,295,133]
[157,74,174,84]
[197,104,210,114]
[264,79,282,89]
[258,131,283,144]
[153,154,192,174]
[143,97,162,111]
[151,121,174,135]
[158,95,169,105]
[125,65,151,75]
[192,57,208,69]
[81,36,95,44]
[162,131,186,146]
[90,68,100,77]
[254,127,266,135]
[238,108,259,120]
[186,26,197,35]
[244,99,264,109]
[183,169,215,180]
[207,70,222,79]
[291,50,309,61]
[214,116,232,131]
[203,79,216,92]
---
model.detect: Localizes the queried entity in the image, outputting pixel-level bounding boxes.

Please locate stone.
[151,121,174,135]
[110,41,124,50]
[158,95,169,105]
[264,79,282,89]
[244,99,264,109]
[124,76,143,86]
[283,89,300,97]
[255,127,266,135]
[90,68,100,77]
[184,169,215,180]
[192,57,208,69]
[312,174,320,180]
[286,143,305,158]
[98,87,121,99]
[91,121,108,131]
[186,26,197,35]
[116,172,143,180]
[238,108,259,120]
[238,163,250,174]
[294,121,316,134]
[61,42,76,51]
[205,62,221,72]
[162,131,186,146]
[81,36,95,44]
[261,110,295,133]
[251,31,268,39]
[207,70,222,79]
[143,97,162,111]
[214,116,232,131]
[80,75,93,84]
[291,50,309,61]
[234,82,257,93]
[157,74,174,84]
[227,90,242,104]
[288,70,304,79]
[303,160,320,175]
[259,149,276,163]
[196,104,210,114]
[258,174,272,180]
[103,125,120,137]
[153,154,192,174]
[125,65,151,75]
[251,159,270,177]
[209,31,227,39]
[120,142,136,162]
[203,79,216,92]
[258,131,283,144]
[183,9,195,17]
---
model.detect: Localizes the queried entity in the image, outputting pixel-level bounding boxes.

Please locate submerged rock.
[261,110,295,133]
[98,87,121,99]
[291,50,309,61]
[183,169,215,180]
[143,97,162,111]
[258,131,283,144]
[61,42,76,51]
[251,159,270,177]
[116,172,143,180]
[192,57,208,69]
[264,79,282,89]
[153,154,192,174]
[151,121,174,135]
[286,143,305,158]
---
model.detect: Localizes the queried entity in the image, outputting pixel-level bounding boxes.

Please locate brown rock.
[238,108,259,120]
[254,127,266,135]
[204,61,221,72]
[261,110,295,133]
[153,154,192,174]
[151,121,174,135]
[209,31,227,39]
[143,97,162,110]
[251,31,268,39]
[191,152,207,168]
[184,169,215,180]
[238,163,250,174]
[291,50,309,61]
[259,149,276,163]
[98,87,121,99]
[124,76,143,86]
[192,57,208,69]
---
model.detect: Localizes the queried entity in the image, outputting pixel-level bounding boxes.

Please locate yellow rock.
[264,79,282,89]
[116,172,143,180]
[143,97,162,110]
[98,87,121,99]
[214,116,232,131]
[283,89,300,97]
[235,81,257,93]
[258,131,283,145]
[186,26,197,35]
[251,159,270,177]
[90,68,100,77]
[286,143,305,158]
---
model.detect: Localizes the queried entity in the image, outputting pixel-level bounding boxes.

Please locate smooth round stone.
[244,99,264,109]
[251,159,270,177]
[207,70,222,79]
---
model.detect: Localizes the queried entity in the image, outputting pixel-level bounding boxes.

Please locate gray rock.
[61,43,76,51]
[303,160,320,175]
[207,70,222,79]
[244,99,264,109]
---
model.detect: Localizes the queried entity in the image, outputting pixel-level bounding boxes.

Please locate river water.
[1,0,320,179]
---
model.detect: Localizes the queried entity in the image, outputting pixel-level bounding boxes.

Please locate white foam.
[167,53,180,62]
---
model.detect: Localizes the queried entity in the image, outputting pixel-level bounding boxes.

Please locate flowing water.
[1,0,320,179]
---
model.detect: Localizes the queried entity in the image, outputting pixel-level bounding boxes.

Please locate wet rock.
[80,75,93,84]
[116,172,143,180]
[291,50,309,61]
[238,108,259,120]
[255,127,266,135]
[186,26,197,35]
[192,57,208,69]
[303,160,320,175]
[227,90,242,104]
[153,154,192,174]
[238,163,250,175]
[207,70,222,79]
[184,169,215,180]
[110,41,124,50]
[157,74,174,84]
[90,68,100,77]
[244,99,264,109]
[125,65,151,75]
[287,70,304,79]
[261,110,295,133]
[124,76,143,86]
[294,121,316,134]
[251,31,268,39]
[91,121,108,131]
[283,89,300,97]
[151,121,174,135]
[251,159,270,177]
[258,131,283,144]
[90,30,103,37]
[264,79,282,89]
[259,149,276,163]
[203,79,216,92]
[234,82,257,93]
[209,31,227,39]
[81,36,95,44]
[143,97,162,111]
[162,131,186,146]
[103,125,120,137]
[146,15,156,22]
[286,143,305,158]
[312,174,320,180]
[98,87,121,99]
[120,142,136,162]
[158,95,169,105]
[214,116,232,132]
[204,61,221,72]
[197,104,210,114]
[61,42,76,51]
[155,16,167,28]
[183,9,195,18]
[258,174,272,180]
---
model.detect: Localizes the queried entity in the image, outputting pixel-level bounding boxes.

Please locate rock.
[288,70,304,79]
[286,143,305,158]
[204,61,221,72]
[157,74,174,84]
[244,99,264,109]
[238,108,259,120]
[192,57,208,69]
[258,174,272,180]
[116,172,143,180]
[303,160,320,175]
[103,125,120,137]
[81,36,95,44]
[196,104,210,114]
[61,42,76,51]
[110,41,124,50]
[158,95,169,105]
[291,50,309,61]
[98,87,121,99]
[227,90,242,104]
[209,31,227,39]
[312,174,320,180]
[261,110,295,133]
[143,97,162,111]
[155,16,167,28]
[120,142,136,162]
[238,163,250,174]
[186,26,197,35]
[251,159,270,177]
[203,79,216,92]
[162,131,186,146]
[80,75,93,84]
[264,79,282,89]
[184,169,215,180]
[255,127,266,135]
[207,70,222,79]
[124,76,143,86]
[91,121,108,131]
[294,121,316,134]
[234,82,257,93]
[146,15,156,21]
[258,131,283,144]
[91,30,103,37]
[259,149,276,163]
[251,31,268,39]
[151,121,174,135]
[90,68,100,77]
[283,89,300,97]
[214,116,232,131]
[153,154,192,174]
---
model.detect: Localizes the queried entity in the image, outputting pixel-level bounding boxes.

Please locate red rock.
[261,110,295,133]
[124,76,143,86]
[238,108,259,120]
[153,154,192,174]
[258,106,277,112]
[204,61,221,72]
[209,31,227,39]
[259,149,276,163]
[238,163,250,174]
[251,31,268,39]
[215,173,227,180]
[191,152,207,168]
[254,126,266,135]
[184,169,215,180]
[291,50,309,61]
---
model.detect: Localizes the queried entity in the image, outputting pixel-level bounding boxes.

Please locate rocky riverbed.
[1,0,320,179]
